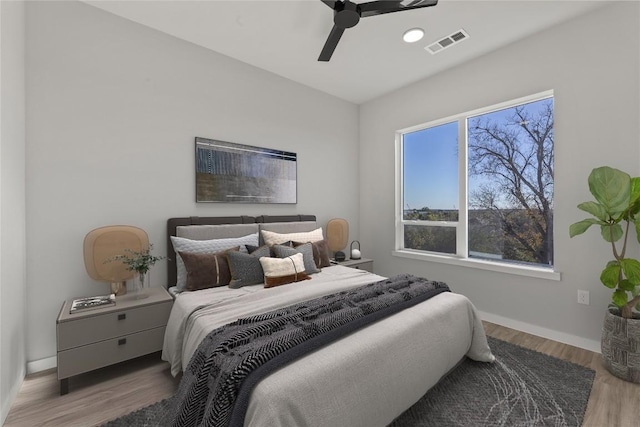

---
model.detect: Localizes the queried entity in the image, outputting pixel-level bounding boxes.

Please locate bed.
[161,215,494,426]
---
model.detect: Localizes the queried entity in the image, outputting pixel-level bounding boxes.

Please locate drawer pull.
[118,338,127,346]
[118,313,126,320]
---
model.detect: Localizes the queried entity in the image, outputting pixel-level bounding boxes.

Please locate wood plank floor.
[5,322,640,426]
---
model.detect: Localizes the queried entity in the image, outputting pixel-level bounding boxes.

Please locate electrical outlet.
[577,290,590,305]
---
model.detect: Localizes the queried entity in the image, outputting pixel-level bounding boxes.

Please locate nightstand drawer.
[57,326,165,380]
[351,261,373,272]
[338,258,374,273]
[57,301,172,351]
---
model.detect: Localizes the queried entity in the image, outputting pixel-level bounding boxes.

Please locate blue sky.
[403,121,459,211]
[403,98,552,211]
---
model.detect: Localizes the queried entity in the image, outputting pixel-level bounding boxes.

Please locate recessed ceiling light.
[403,28,424,43]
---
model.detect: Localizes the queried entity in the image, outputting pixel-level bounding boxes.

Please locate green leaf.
[631,177,640,204]
[619,279,636,291]
[569,219,601,237]
[588,167,631,215]
[577,202,608,221]
[601,223,623,242]
[627,180,640,220]
[620,258,640,285]
[612,289,628,307]
[601,263,621,288]
[578,202,609,221]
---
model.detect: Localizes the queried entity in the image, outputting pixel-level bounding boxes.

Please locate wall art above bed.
[195,137,297,203]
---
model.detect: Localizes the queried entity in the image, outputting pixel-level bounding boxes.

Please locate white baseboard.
[26,356,56,375]
[479,310,601,354]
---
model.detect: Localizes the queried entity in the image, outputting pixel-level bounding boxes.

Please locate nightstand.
[339,258,374,273]
[56,286,173,395]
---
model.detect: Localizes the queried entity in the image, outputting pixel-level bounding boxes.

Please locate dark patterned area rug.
[104,337,594,427]
[390,337,595,426]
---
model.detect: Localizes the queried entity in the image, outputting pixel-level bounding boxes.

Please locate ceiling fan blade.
[321,0,338,9]
[360,0,438,18]
[318,25,346,62]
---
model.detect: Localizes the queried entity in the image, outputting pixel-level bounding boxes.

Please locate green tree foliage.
[405,224,456,254]
[404,208,458,222]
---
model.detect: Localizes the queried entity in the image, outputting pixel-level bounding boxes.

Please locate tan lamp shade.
[83,226,149,294]
[326,218,349,252]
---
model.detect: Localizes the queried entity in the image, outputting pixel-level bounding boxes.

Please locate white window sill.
[392,250,561,281]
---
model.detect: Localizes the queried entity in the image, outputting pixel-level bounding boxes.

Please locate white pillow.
[171,233,259,291]
[259,253,310,288]
[261,228,324,246]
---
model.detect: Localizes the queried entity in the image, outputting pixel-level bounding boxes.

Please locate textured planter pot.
[601,308,640,383]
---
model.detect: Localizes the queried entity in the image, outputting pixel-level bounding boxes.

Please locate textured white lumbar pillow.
[259,253,310,288]
[261,228,324,246]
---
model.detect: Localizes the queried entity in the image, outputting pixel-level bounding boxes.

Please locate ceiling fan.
[318,0,439,62]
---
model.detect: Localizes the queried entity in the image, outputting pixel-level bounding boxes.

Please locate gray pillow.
[228,245,271,288]
[170,233,258,291]
[246,241,292,257]
[273,243,320,275]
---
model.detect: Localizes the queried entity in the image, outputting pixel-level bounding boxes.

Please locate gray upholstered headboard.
[166,215,316,287]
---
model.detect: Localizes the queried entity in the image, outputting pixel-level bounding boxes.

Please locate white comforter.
[162,265,494,426]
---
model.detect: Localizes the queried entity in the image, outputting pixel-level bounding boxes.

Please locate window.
[397,91,555,274]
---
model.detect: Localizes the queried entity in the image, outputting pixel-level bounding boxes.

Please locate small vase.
[110,280,127,296]
[134,272,150,299]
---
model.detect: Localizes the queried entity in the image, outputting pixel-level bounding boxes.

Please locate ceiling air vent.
[426,29,469,55]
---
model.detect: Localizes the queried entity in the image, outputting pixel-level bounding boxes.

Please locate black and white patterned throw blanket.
[168,274,449,427]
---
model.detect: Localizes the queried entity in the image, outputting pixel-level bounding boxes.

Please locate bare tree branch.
[468,99,554,264]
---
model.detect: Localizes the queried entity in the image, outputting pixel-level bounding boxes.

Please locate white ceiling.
[84,0,609,104]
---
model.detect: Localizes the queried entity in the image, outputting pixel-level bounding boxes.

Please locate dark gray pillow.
[273,243,320,275]
[246,241,292,257]
[293,240,331,268]
[228,245,271,288]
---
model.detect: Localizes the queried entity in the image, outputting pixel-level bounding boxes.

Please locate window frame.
[394,90,560,281]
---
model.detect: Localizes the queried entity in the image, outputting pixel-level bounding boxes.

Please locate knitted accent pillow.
[227,245,271,289]
[259,253,310,288]
[261,228,324,246]
[273,243,320,275]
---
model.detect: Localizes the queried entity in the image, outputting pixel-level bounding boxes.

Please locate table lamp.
[83,225,148,296]
[327,218,348,262]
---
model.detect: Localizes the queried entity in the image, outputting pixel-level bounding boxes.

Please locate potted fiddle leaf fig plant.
[570,166,640,382]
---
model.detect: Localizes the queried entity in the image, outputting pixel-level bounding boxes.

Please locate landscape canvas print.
[195,137,297,203]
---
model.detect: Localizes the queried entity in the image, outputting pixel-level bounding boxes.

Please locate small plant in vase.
[109,244,166,298]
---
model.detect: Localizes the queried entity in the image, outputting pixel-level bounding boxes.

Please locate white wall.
[25,1,359,364]
[359,1,640,350]
[1,0,27,423]
[19,0,638,380]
